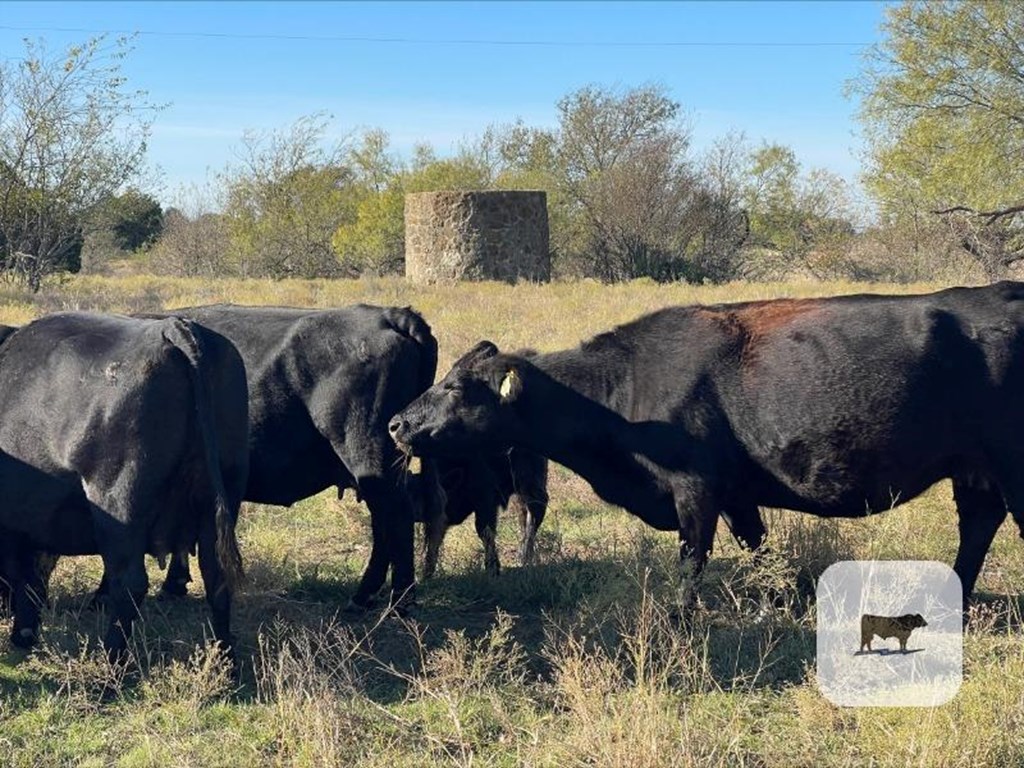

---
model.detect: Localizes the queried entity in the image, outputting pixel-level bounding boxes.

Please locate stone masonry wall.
[404,190,550,283]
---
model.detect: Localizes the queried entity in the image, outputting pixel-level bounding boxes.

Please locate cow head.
[390,340,527,457]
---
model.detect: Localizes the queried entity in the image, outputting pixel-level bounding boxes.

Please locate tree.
[329,129,404,275]
[79,188,164,272]
[0,163,83,280]
[854,2,1024,277]
[485,114,733,282]
[153,208,231,277]
[104,189,164,252]
[331,135,494,276]
[552,84,703,282]
[0,35,158,289]
[149,180,230,277]
[221,114,359,278]
[487,120,576,273]
[741,142,855,278]
[745,143,801,252]
[684,131,751,283]
[331,184,405,276]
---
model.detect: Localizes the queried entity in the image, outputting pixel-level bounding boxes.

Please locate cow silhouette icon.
[859,613,928,654]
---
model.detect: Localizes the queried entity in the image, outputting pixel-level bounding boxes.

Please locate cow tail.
[162,318,245,590]
[381,307,445,528]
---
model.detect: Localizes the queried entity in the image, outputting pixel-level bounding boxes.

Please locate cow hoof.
[386,599,418,620]
[387,585,418,617]
[342,597,374,617]
[10,626,37,649]
[669,602,701,630]
[106,645,131,667]
[158,581,189,600]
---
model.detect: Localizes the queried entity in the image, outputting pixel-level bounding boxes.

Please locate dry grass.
[1,274,1021,767]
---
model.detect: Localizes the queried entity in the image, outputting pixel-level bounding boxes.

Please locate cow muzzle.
[389,416,413,452]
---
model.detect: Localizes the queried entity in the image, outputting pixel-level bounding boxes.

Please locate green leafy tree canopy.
[0,35,160,289]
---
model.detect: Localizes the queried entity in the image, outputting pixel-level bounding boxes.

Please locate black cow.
[391,282,1024,608]
[0,325,17,613]
[144,304,440,612]
[414,450,549,577]
[409,349,550,577]
[0,312,247,658]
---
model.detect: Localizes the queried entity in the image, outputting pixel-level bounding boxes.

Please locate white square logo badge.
[816,560,962,707]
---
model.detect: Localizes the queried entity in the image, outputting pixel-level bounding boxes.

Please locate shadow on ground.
[1,550,830,706]
[854,648,925,656]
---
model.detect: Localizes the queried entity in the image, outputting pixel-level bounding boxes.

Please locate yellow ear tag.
[499,369,519,400]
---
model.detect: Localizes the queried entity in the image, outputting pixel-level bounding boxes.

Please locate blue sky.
[0,1,890,205]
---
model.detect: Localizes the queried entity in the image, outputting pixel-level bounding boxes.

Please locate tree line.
[149,97,862,283]
[2,2,1022,289]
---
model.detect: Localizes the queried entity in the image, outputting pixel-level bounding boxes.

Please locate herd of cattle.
[2,281,1024,662]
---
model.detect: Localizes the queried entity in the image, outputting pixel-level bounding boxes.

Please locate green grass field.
[1,275,1022,767]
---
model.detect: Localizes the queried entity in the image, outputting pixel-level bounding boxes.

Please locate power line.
[0,24,870,48]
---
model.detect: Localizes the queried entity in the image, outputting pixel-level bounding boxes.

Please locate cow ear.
[453,340,499,369]
[499,367,523,402]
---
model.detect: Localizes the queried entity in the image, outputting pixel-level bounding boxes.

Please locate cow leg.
[422,506,448,580]
[98,544,149,663]
[720,505,767,553]
[3,552,55,619]
[160,551,192,598]
[335,426,416,614]
[196,511,233,656]
[512,494,534,567]
[511,451,548,567]
[418,459,447,579]
[512,492,547,567]
[82,488,149,662]
[351,473,416,613]
[91,571,111,608]
[10,581,45,649]
[952,474,1006,602]
[475,502,500,576]
[346,496,390,612]
[6,546,47,649]
[0,562,10,617]
[674,480,719,614]
[721,504,781,619]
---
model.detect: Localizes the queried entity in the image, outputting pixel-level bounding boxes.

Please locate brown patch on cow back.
[696,298,825,362]
[736,298,824,337]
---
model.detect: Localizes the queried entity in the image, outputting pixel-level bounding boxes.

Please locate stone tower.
[404,190,550,283]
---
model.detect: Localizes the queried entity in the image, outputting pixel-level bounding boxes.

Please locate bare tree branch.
[932,203,1024,224]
